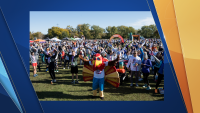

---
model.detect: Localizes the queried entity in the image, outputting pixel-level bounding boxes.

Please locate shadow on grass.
[31,79,92,86]
[36,91,93,100]
[104,86,151,95]
[36,90,164,101]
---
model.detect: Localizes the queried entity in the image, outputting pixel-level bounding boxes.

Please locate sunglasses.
[133,53,137,54]
[93,57,100,60]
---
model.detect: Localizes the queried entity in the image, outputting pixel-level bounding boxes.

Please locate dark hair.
[159,47,163,51]
[33,49,37,52]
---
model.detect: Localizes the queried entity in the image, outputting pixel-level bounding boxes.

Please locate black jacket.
[44,51,57,68]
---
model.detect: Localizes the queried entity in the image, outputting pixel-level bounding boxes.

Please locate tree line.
[30,24,159,40]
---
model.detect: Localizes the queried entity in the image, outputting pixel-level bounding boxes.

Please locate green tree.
[48,27,69,39]
[30,32,34,40]
[91,25,104,39]
[77,24,91,38]
[105,26,112,38]
[127,27,136,35]
[31,32,44,39]
[31,23,159,40]
[111,26,118,35]
[137,29,142,34]
[153,30,160,38]
[117,26,126,38]
[139,24,157,38]
[62,31,69,38]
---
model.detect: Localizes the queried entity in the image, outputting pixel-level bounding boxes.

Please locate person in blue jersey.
[138,45,144,61]
[141,52,152,90]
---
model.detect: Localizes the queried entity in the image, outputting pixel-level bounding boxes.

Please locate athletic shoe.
[123,76,126,80]
[155,75,158,80]
[146,86,151,90]
[136,83,139,87]
[33,74,37,77]
[57,70,59,72]
[76,80,79,84]
[68,67,69,69]
[71,80,75,84]
[53,79,56,83]
[54,71,56,72]
[63,68,65,69]
[100,97,104,100]
[159,89,164,94]
[130,83,133,87]
[139,78,143,81]
[143,84,147,88]
[155,89,158,93]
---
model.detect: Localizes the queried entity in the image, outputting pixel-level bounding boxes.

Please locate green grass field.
[30,59,164,101]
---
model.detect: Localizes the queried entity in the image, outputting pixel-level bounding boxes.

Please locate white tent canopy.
[50,37,61,41]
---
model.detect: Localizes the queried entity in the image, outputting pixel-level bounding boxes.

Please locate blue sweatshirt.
[158,60,164,75]
[139,48,144,61]
[154,60,162,68]
[141,59,152,73]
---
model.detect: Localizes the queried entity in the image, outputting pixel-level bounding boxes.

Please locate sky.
[30,11,155,34]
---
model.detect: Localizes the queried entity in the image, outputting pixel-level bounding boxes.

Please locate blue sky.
[30,11,155,34]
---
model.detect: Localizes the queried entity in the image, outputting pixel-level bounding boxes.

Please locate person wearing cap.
[127,49,142,87]
[141,52,152,90]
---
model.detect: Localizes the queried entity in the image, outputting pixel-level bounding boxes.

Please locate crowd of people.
[30,38,164,94]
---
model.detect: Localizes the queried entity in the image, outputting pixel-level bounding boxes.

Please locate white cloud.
[129,17,155,28]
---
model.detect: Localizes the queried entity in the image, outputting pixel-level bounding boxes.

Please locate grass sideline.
[30,58,164,101]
